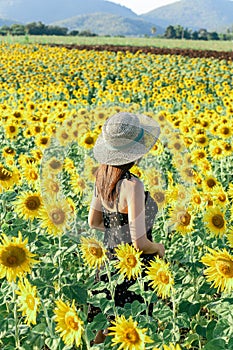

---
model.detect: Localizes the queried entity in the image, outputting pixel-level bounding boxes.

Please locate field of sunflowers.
[0,42,233,350]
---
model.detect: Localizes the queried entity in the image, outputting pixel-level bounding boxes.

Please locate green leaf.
[90,313,108,331]
[206,320,217,341]
[203,338,226,350]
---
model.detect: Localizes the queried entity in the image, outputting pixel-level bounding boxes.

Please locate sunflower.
[4,123,19,139]
[39,199,73,236]
[79,131,97,149]
[34,134,51,149]
[70,172,86,195]
[146,257,174,299]
[56,126,72,147]
[43,157,64,175]
[200,247,233,293]
[203,207,227,237]
[130,165,144,179]
[168,205,194,235]
[83,156,99,183]
[0,164,20,191]
[202,174,220,193]
[108,315,153,350]
[16,277,40,326]
[54,299,84,348]
[2,146,16,159]
[14,191,43,221]
[79,237,107,269]
[114,243,143,280]
[149,139,164,156]
[211,186,229,207]
[150,187,167,210]
[0,232,38,282]
[40,176,61,198]
[21,162,40,188]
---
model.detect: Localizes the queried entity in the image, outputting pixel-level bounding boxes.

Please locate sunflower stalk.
[12,282,20,349]
[104,260,118,317]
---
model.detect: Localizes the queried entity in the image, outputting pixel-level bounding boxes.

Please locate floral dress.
[88,171,158,321]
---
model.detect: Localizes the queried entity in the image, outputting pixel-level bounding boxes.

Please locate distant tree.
[191,30,199,40]
[164,25,176,39]
[78,30,97,37]
[45,25,68,36]
[151,26,156,36]
[198,28,208,40]
[11,24,26,35]
[0,25,11,35]
[207,31,219,40]
[174,25,184,39]
[69,30,79,36]
[26,22,46,35]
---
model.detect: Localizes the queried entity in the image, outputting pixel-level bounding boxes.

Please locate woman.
[88,112,165,343]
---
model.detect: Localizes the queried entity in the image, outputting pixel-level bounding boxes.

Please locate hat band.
[105,128,144,151]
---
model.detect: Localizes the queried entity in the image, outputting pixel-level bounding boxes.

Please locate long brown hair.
[95,162,134,208]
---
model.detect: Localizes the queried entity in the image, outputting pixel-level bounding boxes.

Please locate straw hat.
[93,112,160,165]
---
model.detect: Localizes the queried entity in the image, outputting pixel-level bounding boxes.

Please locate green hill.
[141,0,233,32]
[52,13,163,36]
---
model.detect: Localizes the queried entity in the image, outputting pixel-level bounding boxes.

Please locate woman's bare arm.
[127,178,165,257]
[88,193,105,231]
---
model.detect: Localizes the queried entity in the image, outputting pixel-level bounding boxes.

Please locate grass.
[0,35,233,51]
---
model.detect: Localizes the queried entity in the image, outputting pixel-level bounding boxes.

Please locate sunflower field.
[0,42,233,350]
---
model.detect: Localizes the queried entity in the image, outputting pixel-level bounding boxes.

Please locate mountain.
[52,13,163,36]
[0,0,137,24]
[141,0,233,32]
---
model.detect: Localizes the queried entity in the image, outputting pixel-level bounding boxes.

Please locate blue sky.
[108,0,180,14]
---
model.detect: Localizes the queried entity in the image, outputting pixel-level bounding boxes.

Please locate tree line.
[0,22,97,36]
[161,24,233,41]
[0,21,233,40]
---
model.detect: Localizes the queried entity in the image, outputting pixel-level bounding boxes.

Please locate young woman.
[88,112,165,343]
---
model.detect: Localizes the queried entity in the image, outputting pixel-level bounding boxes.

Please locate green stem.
[171,288,178,343]
[12,283,20,349]
[104,261,117,317]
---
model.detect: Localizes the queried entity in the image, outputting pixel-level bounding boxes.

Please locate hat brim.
[93,114,160,166]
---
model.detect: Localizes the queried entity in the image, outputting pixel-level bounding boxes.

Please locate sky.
[108,0,180,14]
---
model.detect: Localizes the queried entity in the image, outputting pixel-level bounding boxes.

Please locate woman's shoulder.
[122,174,144,192]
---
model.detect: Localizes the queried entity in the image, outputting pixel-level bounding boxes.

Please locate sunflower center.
[218,194,226,202]
[26,294,35,310]
[25,196,41,210]
[1,246,26,267]
[49,159,62,170]
[126,254,137,268]
[51,182,60,193]
[198,137,206,144]
[215,147,222,154]
[158,271,170,284]
[9,126,16,133]
[184,168,194,178]
[41,137,49,145]
[0,167,12,180]
[174,142,182,150]
[153,192,165,203]
[125,328,140,344]
[216,258,233,277]
[222,127,230,135]
[29,170,38,180]
[177,211,191,226]
[85,136,94,145]
[193,195,201,204]
[61,132,69,139]
[50,208,66,225]
[88,244,103,258]
[65,315,79,330]
[206,179,216,188]
[212,214,224,229]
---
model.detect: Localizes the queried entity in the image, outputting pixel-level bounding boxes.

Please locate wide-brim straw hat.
[93,112,160,166]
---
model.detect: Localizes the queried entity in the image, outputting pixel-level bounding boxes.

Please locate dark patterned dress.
[88,171,158,321]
